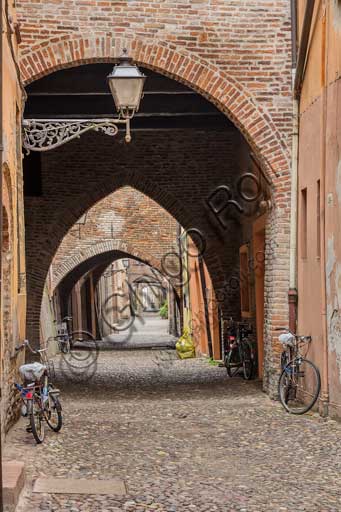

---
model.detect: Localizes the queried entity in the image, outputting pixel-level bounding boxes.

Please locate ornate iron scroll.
[22,118,128,153]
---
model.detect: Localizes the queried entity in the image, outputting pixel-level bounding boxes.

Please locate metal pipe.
[290,0,298,68]
[289,88,299,331]
[177,223,184,333]
[319,6,329,416]
[0,0,4,507]
[289,1,298,331]
[198,257,213,359]
[294,0,315,98]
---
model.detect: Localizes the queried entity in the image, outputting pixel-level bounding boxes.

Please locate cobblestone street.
[4,320,341,512]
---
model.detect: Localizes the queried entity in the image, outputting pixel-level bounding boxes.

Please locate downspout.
[319,4,329,416]
[198,257,213,359]
[0,0,4,508]
[289,0,299,332]
[177,223,183,333]
[294,0,316,99]
[289,0,315,325]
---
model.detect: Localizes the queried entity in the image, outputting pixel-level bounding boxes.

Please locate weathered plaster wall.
[1,3,26,434]
[297,0,341,417]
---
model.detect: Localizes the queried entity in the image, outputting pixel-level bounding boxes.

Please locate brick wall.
[25,129,247,348]
[17,1,292,183]
[51,186,178,291]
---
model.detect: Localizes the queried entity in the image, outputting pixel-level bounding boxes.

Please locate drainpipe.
[177,223,184,333]
[0,0,4,508]
[198,257,213,359]
[289,0,298,332]
[294,0,315,99]
[289,97,299,332]
[319,4,329,416]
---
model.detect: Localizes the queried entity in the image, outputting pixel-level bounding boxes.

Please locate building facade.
[1,1,26,434]
[296,0,341,418]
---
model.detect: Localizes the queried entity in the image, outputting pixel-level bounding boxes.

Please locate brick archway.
[22,36,292,394]
[20,34,290,182]
[53,240,164,292]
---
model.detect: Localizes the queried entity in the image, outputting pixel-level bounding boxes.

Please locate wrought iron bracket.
[22,117,131,154]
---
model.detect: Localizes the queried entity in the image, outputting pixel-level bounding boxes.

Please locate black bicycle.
[224,319,255,380]
[277,327,321,414]
[55,316,73,353]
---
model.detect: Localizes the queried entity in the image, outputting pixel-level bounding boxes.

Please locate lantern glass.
[108,60,146,116]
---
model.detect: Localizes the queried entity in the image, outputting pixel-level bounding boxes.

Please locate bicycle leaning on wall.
[224,318,255,380]
[276,327,321,415]
[15,339,62,444]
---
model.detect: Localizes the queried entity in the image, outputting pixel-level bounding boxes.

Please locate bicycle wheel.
[278,358,321,414]
[225,348,240,377]
[44,388,62,432]
[60,339,70,353]
[29,395,45,444]
[241,341,254,380]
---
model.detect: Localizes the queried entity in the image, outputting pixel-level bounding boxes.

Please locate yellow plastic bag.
[176,328,195,359]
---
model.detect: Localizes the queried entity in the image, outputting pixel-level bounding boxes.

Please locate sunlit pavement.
[102,312,176,349]
[4,328,341,512]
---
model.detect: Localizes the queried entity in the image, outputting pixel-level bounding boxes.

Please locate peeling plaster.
[333,1,341,31]
[326,236,336,297]
[337,160,341,205]
[327,233,341,381]
[329,310,341,372]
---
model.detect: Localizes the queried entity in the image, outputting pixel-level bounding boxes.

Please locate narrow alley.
[5,317,341,511]
[3,1,341,511]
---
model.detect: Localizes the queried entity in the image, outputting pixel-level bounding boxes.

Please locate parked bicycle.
[224,318,255,380]
[15,339,62,444]
[277,327,321,414]
[55,315,73,353]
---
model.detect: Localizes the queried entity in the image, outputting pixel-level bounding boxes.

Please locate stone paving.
[102,313,176,349]
[4,319,341,511]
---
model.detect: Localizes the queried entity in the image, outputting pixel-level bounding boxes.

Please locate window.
[240,244,251,317]
[316,180,321,258]
[301,188,307,259]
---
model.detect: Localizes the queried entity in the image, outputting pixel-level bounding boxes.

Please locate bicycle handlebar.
[15,339,37,354]
[15,339,48,355]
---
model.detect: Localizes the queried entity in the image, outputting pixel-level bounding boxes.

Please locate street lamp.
[22,50,146,152]
[107,49,146,121]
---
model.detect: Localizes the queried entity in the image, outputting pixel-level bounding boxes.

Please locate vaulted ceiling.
[24,63,234,132]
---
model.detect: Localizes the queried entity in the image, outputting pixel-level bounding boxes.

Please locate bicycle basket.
[19,362,46,382]
[279,333,295,347]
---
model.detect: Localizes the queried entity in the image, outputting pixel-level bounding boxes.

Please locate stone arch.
[53,247,176,332]
[29,170,224,349]
[20,34,290,183]
[22,37,292,393]
[53,240,164,292]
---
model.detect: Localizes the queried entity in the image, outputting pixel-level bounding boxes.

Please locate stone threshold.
[3,460,26,512]
[33,477,127,495]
